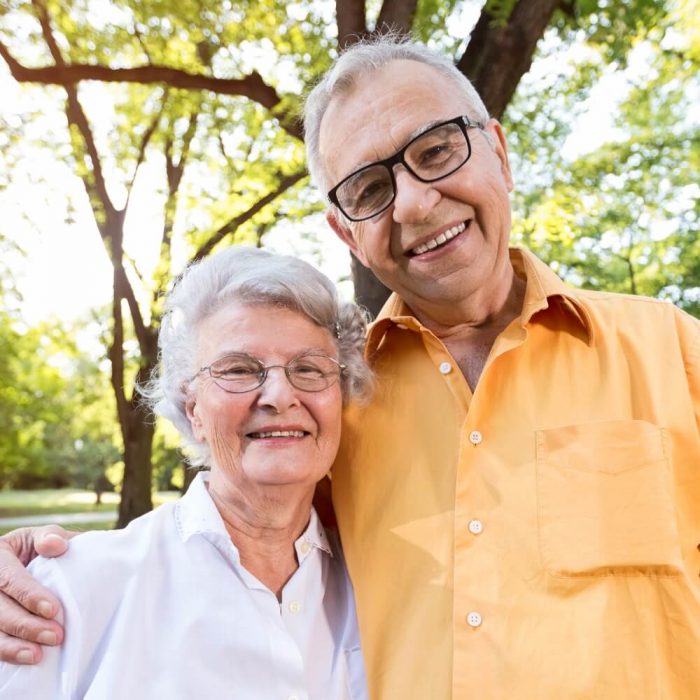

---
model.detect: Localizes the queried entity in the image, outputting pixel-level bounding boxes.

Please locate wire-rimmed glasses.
[192,352,345,394]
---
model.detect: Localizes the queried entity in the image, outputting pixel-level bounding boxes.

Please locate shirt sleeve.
[0,557,81,699]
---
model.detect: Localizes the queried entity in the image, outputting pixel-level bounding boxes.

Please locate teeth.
[411,222,466,256]
[251,430,305,438]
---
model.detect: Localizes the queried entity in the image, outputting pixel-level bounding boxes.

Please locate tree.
[0,314,120,490]
[507,4,699,315]
[0,0,690,523]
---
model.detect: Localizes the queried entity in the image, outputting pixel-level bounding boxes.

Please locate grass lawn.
[0,489,181,534]
[0,519,118,536]
[0,489,180,518]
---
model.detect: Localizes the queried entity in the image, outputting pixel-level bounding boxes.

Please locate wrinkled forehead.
[319,59,471,184]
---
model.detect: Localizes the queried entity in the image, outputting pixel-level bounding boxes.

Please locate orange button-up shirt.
[333,248,700,699]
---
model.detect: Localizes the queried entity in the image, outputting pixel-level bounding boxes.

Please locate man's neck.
[412,268,526,391]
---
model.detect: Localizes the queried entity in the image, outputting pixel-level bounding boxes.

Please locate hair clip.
[334,321,342,339]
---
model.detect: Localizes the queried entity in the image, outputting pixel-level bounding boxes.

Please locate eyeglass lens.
[335,121,470,220]
[207,354,342,393]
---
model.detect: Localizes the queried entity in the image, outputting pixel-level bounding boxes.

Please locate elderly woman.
[0,247,371,699]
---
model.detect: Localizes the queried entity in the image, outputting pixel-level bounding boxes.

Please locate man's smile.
[409,220,469,257]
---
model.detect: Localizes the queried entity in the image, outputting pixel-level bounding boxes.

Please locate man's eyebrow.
[403,118,445,144]
[342,118,449,176]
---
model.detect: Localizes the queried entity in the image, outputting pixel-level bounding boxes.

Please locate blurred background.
[0,0,697,530]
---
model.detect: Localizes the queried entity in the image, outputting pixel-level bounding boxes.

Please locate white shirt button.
[466,611,482,628]
[469,430,483,445]
[439,361,452,374]
[468,519,483,535]
[299,542,311,555]
[288,601,301,614]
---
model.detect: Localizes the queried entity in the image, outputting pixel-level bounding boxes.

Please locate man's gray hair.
[304,34,490,193]
[143,246,373,467]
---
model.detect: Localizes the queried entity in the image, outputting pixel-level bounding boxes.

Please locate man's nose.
[391,167,441,224]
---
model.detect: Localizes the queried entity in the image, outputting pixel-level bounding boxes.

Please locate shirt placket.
[419,319,531,699]
[453,321,530,699]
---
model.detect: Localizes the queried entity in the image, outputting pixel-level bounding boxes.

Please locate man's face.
[319,60,514,315]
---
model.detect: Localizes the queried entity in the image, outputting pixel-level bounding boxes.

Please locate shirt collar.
[366,247,594,356]
[175,472,333,558]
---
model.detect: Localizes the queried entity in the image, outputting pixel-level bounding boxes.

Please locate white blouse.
[0,473,367,699]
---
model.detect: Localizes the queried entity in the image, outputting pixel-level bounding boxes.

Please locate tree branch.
[108,277,129,426]
[376,0,418,35]
[125,99,165,204]
[30,0,63,65]
[0,42,303,140]
[132,23,153,65]
[113,262,151,355]
[166,111,198,195]
[192,171,306,262]
[336,0,368,47]
[30,0,118,227]
[152,110,201,302]
[456,0,562,119]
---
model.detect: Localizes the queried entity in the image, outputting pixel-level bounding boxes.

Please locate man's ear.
[326,209,369,266]
[485,119,514,192]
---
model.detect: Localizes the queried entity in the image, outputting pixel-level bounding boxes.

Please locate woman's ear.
[185,389,206,443]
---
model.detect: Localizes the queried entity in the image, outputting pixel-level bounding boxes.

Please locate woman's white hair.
[304,34,490,193]
[142,246,373,467]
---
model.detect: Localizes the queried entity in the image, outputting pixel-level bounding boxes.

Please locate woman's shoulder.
[29,501,179,601]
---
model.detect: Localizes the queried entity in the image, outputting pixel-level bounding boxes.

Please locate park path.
[0,512,116,527]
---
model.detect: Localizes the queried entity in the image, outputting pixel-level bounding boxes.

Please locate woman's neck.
[207,476,315,599]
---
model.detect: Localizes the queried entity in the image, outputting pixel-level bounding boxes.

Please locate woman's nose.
[256,367,300,410]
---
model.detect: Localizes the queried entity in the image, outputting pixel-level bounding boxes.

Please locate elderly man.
[1,37,699,699]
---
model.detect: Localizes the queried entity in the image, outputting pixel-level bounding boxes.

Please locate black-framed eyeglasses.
[192,352,346,394]
[327,115,485,222]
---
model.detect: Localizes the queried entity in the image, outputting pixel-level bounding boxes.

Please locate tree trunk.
[457,0,562,120]
[182,465,198,494]
[117,399,155,527]
[351,253,392,319]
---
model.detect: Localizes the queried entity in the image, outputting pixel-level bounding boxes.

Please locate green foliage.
[0,314,121,489]
[555,0,670,67]
[151,420,186,491]
[508,10,699,315]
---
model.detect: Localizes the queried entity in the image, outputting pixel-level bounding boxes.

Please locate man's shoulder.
[568,288,700,356]
[573,287,697,324]
[574,287,669,307]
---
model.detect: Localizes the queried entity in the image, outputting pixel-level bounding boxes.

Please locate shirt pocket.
[535,419,683,577]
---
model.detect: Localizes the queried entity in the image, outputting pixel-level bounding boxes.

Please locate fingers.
[33,526,73,558]
[0,634,44,665]
[0,593,63,664]
[0,526,68,665]
[0,527,45,567]
[0,527,66,624]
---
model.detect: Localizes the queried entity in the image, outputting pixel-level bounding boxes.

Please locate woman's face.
[186,302,343,494]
